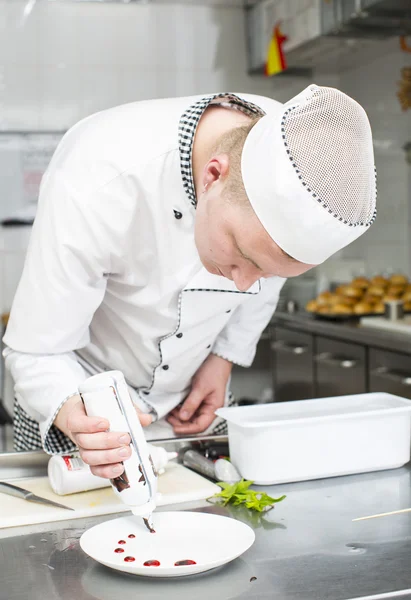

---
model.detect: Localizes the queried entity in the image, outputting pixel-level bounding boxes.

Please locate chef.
[3,84,376,480]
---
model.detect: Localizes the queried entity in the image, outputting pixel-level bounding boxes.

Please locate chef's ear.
[203,154,230,190]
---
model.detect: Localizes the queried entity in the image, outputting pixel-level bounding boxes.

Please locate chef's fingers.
[66,400,110,434]
[178,387,206,421]
[90,463,125,479]
[75,431,131,450]
[79,445,132,467]
[134,408,153,427]
[166,414,185,427]
[168,409,215,434]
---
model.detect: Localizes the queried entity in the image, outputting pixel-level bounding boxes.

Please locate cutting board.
[0,462,220,529]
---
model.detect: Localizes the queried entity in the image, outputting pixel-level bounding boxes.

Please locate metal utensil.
[0,481,75,510]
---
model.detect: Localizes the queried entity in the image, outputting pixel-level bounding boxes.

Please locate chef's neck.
[192,104,251,201]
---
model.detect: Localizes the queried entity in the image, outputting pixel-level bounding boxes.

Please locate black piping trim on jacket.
[144,281,262,399]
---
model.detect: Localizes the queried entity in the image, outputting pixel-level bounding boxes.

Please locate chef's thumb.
[134,407,153,427]
[179,387,204,421]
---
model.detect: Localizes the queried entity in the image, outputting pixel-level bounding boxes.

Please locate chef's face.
[195,159,315,292]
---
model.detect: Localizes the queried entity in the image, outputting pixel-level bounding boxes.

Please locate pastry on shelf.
[387,284,406,296]
[383,293,402,302]
[373,302,385,314]
[332,303,354,315]
[351,277,369,289]
[367,285,385,297]
[305,299,319,312]
[316,291,333,306]
[390,274,408,286]
[339,285,363,299]
[353,301,374,315]
[370,275,389,287]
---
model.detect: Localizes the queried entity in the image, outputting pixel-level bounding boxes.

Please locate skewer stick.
[353,507,411,522]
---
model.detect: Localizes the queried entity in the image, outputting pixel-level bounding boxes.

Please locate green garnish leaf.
[209,479,286,513]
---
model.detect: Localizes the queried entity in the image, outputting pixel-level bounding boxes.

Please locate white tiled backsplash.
[0,1,410,318]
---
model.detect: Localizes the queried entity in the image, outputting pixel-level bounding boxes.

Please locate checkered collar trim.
[178,93,265,208]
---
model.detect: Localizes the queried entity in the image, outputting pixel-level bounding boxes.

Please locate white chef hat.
[241,84,377,265]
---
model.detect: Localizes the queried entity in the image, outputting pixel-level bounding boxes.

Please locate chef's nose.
[231,266,260,292]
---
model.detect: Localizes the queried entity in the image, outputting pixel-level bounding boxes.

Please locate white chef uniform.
[3,92,286,454]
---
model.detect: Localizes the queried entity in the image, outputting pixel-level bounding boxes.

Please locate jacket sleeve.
[3,166,134,454]
[211,277,286,367]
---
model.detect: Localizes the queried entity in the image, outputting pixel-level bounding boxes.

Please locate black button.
[142,390,150,395]
[207,345,211,349]
[176,333,183,338]
[162,365,169,370]
[226,310,231,313]
[173,210,183,220]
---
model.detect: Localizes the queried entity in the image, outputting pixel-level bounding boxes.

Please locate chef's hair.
[211,117,261,207]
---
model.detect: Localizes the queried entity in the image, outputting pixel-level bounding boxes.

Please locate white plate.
[80,511,255,578]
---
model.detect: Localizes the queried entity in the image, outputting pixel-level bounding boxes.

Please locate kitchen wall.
[336,38,411,280]
[0,0,279,316]
[0,2,410,407]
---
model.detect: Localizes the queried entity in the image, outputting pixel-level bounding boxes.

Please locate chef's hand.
[167,354,232,434]
[54,395,152,479]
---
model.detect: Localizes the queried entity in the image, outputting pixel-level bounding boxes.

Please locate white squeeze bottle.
[78,370,158,533]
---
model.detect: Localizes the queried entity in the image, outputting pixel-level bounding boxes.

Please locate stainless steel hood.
[246,0,411,76]
[323,0,411,40]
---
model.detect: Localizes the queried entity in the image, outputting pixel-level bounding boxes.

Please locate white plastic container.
[216,393,411,485]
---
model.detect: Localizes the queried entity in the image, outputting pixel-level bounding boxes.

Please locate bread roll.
[317,306,332,314]
[367,286,385,297]
[332,304,354,315]
[352,277,369,289]
[353,302,373,315]
[373,302,385,314]
[390,274,408,285]
[305,299,318,312]
[404,301,411,312]
[340,285,363,299]
[328,294,355,306]
[402,290,411,302]
[335,285,347,295]
[383,293,402,302]
[317,291,332,306]
[363,294,378,305]
[387,285,405,297]
[370,276,388,287]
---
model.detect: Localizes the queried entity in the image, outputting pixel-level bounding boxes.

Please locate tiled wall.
[0,1,410,412]
[336,38,411,279]
[0,0,278,316]
[0,3,410,311]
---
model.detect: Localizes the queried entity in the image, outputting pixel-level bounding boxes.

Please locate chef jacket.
[3,92,286,454]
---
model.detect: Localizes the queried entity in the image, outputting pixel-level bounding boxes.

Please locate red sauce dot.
[114,548,124,553]
[124,556,135,563]
[118,540,126,544]
[174,559,196,566]
[144,560,161,567]
[128,534,136,539]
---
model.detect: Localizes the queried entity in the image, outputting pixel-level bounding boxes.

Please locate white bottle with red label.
[48,445,177,496]
[78,370,158,530]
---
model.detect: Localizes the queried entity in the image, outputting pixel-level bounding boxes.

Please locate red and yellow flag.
[265,23,288,77]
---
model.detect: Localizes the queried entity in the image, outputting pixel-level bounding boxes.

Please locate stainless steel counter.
[272,312,411,355]
[2,463,411,600]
